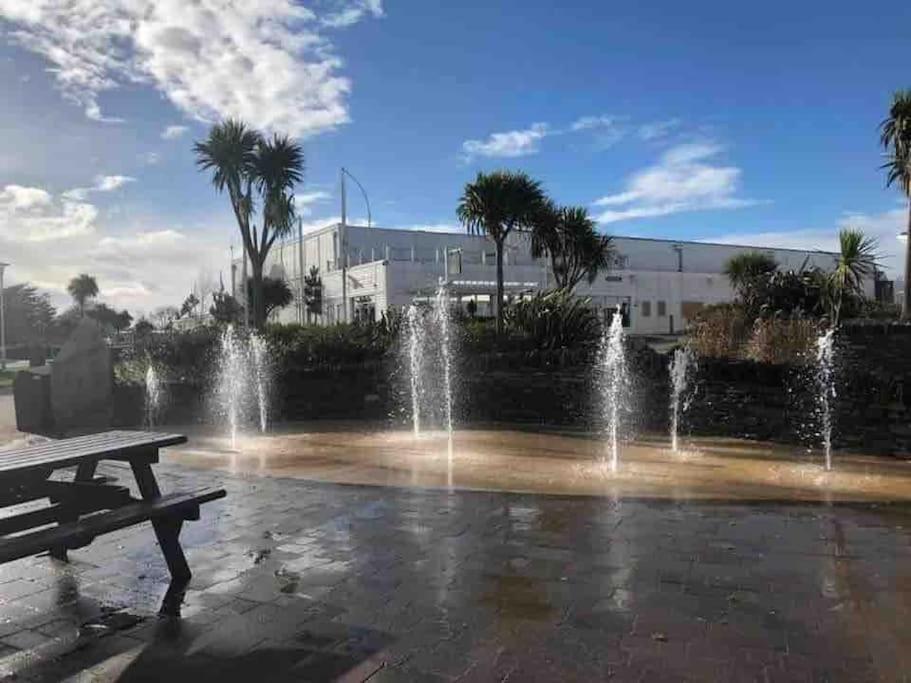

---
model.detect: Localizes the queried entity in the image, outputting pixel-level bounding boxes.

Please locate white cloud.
[461,114,628,161]
[0,184,97,241]
[0,177,232,311]
[294,190,332,216]
[0,0,382,137]
[638,118,681,141]
[570,115,616,132]
[161,124,189,140]
[462,123,550,160]
[710,205,909,277]
[593,143,761,224]
[63,174,135,201]
[322,0,384,27]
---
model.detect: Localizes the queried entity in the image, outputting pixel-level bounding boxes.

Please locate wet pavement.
[1,455,910,681]
[167,423,911,503]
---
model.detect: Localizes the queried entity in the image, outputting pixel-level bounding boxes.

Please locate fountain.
[404,304,426,435]
[669,346,697,453]
[144,361,164,429]
[597,307,629,472]
[213,324,272,449]
[815,327,837,471]
[433,283,455,436]
[401,285,456,437]
[250,334,272,433]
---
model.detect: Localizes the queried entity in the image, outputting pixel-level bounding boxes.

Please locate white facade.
[238,223,849,334]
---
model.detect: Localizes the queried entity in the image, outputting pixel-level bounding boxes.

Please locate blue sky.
[0,0,909,313]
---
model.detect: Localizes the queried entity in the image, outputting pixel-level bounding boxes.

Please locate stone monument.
[49,319,113,434]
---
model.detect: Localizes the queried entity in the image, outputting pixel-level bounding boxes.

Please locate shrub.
[503,290,601,351]
[745,316,823,365]
[687,303,750,359]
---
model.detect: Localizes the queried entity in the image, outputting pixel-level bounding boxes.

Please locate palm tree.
[724,252,778,296]
[195,121,304,328]
[247,276,293,320]
[457,170,545,334]
[881,89,911,319]
[66,274,98,316]
[531,201,615,291]
[828,228,877,325]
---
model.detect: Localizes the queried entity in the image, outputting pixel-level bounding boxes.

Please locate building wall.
[239,223,856,333]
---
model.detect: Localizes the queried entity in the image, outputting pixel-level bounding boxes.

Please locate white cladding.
[242,223,846,334]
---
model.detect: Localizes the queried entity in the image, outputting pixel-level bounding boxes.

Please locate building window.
[657,301,666,317]
[641,300,651,317]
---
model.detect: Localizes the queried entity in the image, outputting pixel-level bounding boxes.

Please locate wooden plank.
[0,432,185,465]
[0,431,187,477]
[0,485,132,535]
[0,487,226,564]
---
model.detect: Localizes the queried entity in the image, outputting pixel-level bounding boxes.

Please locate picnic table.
[0,430,225,584]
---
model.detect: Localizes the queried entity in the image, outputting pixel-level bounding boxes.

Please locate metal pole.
[0,264,7,371]
[340,167,348,324]
[298,217,305,324]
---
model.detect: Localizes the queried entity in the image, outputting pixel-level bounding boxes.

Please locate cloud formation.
[62,175,135,201]
[0,0,382,137]
[592,143,760,223]
[0,176,231,312]
[462,123,551,160]
[461,114,627,160]
[161,124,189,140]
[0,184,98,241]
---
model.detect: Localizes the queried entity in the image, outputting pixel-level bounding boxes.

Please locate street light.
[0,263,9,371]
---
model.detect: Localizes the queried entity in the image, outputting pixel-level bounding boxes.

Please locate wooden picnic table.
[0,430,225,584]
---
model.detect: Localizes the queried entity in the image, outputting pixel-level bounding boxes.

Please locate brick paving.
[0,460,909,681]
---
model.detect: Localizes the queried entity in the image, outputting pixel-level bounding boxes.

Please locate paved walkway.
[0,460,909,681]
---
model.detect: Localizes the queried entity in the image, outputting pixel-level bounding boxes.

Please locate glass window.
[657,301,666,317]
[641,300,651,317]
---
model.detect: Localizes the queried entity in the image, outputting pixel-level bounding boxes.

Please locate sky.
[0,0,909,315]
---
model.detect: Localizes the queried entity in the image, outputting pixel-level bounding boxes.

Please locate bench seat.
[0,487,226,564]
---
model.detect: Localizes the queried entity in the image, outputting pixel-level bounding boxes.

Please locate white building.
[237,223,851,334]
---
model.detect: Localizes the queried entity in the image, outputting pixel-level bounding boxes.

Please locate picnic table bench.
[0,430,225,584]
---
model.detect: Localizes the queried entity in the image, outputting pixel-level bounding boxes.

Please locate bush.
[503,290,601,351]
[688,303,750,359]
[745,316,823,365]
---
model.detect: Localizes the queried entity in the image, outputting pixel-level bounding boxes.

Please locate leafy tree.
[723,252,778,313]
[303,266,323,321]
[246,276,293,320]
[880,89,911,318]
[195,119,304,328]
[66,273,99,316]
[210,290,243,324]
[1,284,55,345]
[150,306,179,330]
[87,303,133,332]
[180,293,200,319]
[531,201,616,290]
[828,228,877,324]
[134,318,154,337]
[457,170,545,334]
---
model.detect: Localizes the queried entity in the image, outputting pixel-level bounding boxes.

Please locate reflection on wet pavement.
[164,422,911,503]
[0,456,908,681]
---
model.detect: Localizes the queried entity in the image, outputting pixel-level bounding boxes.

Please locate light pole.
[0,263,8,371]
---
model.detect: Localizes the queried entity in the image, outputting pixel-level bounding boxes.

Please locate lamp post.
[0,263,8,371]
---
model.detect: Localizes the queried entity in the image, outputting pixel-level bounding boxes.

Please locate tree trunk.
[904,201,911,320]
[250,258,266,329]
[495,240,505,335]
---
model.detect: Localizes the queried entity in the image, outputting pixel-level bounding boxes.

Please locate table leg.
[129,459,191,583]
[50,460,99,561]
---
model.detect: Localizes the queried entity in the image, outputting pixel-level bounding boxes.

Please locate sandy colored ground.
[162,421,911,503]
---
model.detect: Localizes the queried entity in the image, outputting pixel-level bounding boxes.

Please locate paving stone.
[0,461,907,681]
